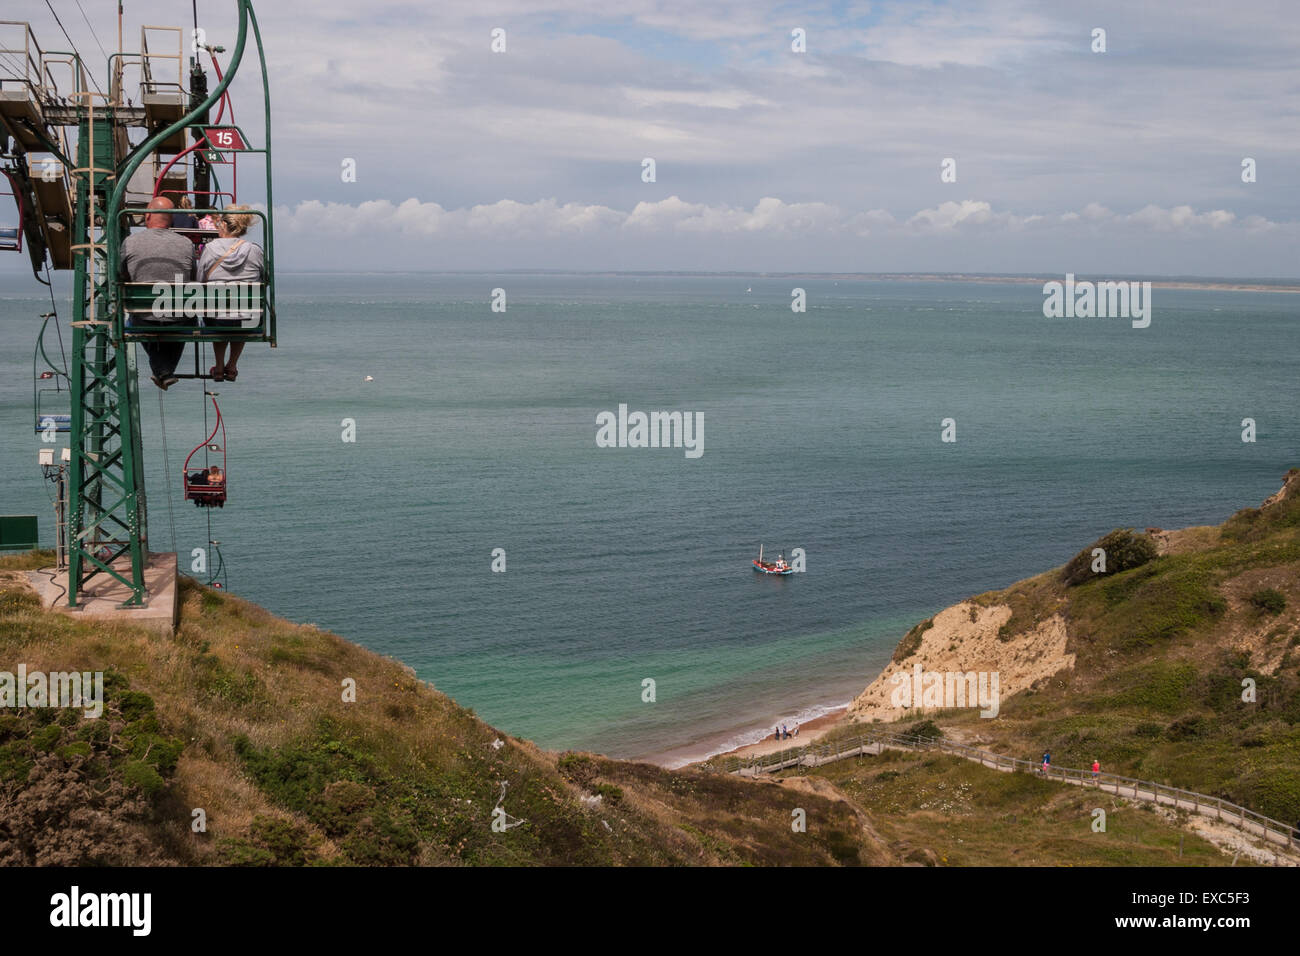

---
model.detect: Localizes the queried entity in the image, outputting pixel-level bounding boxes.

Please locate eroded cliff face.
[850,470,1300,726]
[848,600,1073,722]
[1261,468,1300,509]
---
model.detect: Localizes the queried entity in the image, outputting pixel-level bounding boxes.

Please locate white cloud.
[276,195,1284,241]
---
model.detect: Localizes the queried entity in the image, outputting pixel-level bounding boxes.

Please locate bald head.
[144,196,175,229]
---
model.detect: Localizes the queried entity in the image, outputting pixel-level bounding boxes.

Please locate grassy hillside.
[7,464,1293,869]
[837,469,1300,830]
[0,553,880,866]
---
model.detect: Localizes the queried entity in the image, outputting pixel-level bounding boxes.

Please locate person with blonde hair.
[198,204,265,381]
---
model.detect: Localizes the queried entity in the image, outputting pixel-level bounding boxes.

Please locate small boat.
[752,544,794,575]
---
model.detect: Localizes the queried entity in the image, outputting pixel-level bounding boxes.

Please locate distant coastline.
[8,270,1296,292]
[259,270,1300,293]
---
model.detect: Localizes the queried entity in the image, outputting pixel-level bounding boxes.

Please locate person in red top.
[1091,759,1100,780]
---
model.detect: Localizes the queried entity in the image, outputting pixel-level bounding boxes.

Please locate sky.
[1,0,1298,275]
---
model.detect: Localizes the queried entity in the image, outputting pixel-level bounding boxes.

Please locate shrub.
[247,816,318,866]
[1062,529,1158,587]
[557,752,599,789]
[893,618,934,664]
[121,760,165,796]
[314,780,375,836]
[1165,716,1206,741]
[906,720,943,741]
[116,690,155,722]
[340,807,419,865]
[1249,588,1287,616]
[215,838,276,867]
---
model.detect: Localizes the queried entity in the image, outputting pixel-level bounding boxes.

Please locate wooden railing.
[702,728,1300,857]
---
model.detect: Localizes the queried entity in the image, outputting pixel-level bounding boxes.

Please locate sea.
[1,273,1295,765]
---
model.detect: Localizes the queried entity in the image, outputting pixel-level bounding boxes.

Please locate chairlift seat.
[35,413,71,434]
[0,226,19,251]
[184,471,227,507]
[120,280,270,342]
[183,394,228,507]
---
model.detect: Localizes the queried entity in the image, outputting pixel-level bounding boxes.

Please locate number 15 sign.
[205,127,246,150]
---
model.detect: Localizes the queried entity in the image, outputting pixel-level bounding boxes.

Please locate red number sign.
[205,127,246,150]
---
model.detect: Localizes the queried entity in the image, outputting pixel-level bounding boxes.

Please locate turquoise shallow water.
[1,274,1295,761]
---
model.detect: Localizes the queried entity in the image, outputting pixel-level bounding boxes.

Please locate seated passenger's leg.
[159,341,186,378]
[224,341,246,379]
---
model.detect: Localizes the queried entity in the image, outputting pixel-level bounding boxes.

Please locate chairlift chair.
[182,393,228,507]
[0,169,23,253]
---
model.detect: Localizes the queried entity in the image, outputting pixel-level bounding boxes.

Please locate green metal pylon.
[66,102,148,607]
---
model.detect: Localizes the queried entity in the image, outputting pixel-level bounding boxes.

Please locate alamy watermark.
[1042,273,1151,328]
[150,279,262,318]
[596,403,703,458]
[889,662,1000,718]
[1,666,103,718]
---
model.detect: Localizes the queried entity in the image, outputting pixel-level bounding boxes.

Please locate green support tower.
[0,1,275,617]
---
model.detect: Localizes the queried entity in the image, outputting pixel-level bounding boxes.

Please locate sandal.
[209,365,226,382]
[224,367,238,382]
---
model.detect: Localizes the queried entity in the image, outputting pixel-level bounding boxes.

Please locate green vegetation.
[893,617,933,663]
[6,469,1299,865]
[0,666,186,864]
[796,752,1239,867]
[1062,529,1159,587]
[911,472,1300,828]
[1249,588,1287,616]
[0,558,887,866]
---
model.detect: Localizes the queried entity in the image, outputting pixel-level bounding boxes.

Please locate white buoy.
[364,375,374,382]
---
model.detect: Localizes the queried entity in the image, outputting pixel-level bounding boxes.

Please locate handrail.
[0,20,44,91]
[706,728,1300,858]
[105,1,275,345]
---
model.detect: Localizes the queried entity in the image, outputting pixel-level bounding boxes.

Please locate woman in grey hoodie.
[198,205,265,381]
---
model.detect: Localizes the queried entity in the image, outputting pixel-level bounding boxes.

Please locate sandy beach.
[704,707,849,762]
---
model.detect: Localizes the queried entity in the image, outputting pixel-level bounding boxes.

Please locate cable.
[156,388,178,557]
[44,0,104,95]
[46,265,68,376]
[36,564,68,606]
[0,48,29,77]
[73,0,109,65]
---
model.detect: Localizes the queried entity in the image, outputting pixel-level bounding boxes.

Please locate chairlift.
[33,312,70,434]
[182,393,227,508]
[0,169,23,253]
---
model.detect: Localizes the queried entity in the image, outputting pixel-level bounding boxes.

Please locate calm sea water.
[1,274,1295,763]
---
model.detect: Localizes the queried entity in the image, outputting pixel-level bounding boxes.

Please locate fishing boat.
[752,544,794,575]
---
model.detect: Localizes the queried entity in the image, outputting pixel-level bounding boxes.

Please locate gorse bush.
[1248,588,1287,616]
[1062,529,1159,587]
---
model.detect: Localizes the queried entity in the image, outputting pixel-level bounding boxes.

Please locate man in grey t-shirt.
[120,196,195,389]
